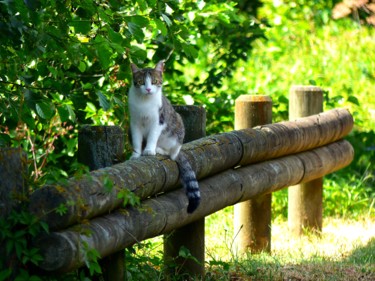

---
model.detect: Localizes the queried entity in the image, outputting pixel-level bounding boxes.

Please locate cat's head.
[130,61,164,96]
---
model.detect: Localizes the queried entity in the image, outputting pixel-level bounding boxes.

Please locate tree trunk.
[29,108,353,231]
[34,139,354,273]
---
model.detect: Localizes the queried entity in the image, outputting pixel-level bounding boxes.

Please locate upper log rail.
[29,108,353,231]
[35,139,353,272]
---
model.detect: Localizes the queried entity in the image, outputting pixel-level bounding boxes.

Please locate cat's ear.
[155,60,165,72]
[130,63,140,73]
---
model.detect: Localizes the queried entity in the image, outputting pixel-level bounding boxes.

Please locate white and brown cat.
[128,60,200,213]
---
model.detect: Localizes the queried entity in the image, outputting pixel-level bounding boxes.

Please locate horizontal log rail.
[35,139,353,272]
[29,108,353,231]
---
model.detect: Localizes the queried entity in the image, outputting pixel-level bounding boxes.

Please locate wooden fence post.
[164,105,206,279]
[0,148,27,217]
[77,125,125,281]
[288,86,324,236]
[0,148,27,280]
[233,95,273,253]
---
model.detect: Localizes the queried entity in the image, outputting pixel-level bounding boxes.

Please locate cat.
[128,60,200,213]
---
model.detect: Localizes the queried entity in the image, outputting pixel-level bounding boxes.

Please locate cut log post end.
[234,95,273,254]
[78,125,125,170]
[288,85,324,236]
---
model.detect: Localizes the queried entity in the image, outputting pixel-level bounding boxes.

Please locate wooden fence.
[1,86,354,280]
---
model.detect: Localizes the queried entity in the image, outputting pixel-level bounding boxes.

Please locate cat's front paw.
[143,149,156,156]
[130,152,141,160]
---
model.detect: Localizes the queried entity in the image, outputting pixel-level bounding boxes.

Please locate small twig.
[164,48,175,62]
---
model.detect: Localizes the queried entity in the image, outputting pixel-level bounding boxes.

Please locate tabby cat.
[128,60,200,213]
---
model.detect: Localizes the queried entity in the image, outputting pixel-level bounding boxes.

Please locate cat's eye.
[137,79,144,85]
[152,79,158,84]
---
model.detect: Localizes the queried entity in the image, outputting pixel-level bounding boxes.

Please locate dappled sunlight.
[206,212,375,264]
[271,217,375,262]
[205,214,375,280]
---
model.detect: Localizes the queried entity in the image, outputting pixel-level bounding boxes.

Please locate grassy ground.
[129,209,374,281]
[204,207,375,281]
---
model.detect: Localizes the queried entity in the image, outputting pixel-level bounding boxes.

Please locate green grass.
[204,208,374,280]
[125,212,374,280]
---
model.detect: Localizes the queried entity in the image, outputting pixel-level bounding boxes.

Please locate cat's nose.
[146,88,151,93]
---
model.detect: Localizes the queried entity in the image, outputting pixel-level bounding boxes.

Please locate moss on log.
[35,139,354,272]
[29,108,353,230]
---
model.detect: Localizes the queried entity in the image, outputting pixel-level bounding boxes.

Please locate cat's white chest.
[128,88,162,129]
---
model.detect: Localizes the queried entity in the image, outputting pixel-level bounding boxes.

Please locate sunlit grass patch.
[204,211,375,280]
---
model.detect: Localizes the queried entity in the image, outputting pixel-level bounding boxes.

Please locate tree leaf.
[78,61,86,72]
[35,101,55,119]
[97,91,111,111]
[127,22,144,43]
[108,27,123,44]
[136,0,147,11]
[97,43,113,69]
[79,0,96,16]
[128,15,149,27]
[347,95,360,106]
[0,134,11,147]
[70,20,91,34]
[161,13,173,26]
[154,18,168,36]
[58,104,76,122]
[181,43,198,59]
[0,269,12,281]
[146,0,156,7]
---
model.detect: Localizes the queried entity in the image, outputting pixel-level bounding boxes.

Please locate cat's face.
[131,61,164,96]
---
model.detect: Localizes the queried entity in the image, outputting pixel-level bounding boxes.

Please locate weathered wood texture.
[35,139,354,272]
[78,125,125,281]
[0,148,27,217]
[233,95,273,254]
[288,86,324,236]
[0,148,27,280]
[29,108,353,230]
[175,105,206,143]
[164,105,206,278]
[78,125,124,170]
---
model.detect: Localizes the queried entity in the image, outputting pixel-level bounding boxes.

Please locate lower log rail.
[29,108,353,231]
[35,139,353,273]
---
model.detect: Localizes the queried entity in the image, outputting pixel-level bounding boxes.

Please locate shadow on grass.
[204,237,375,281]
[345,237,375,267]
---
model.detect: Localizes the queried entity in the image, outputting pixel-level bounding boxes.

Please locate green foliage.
[324,169,375,218]
[125,241,164,281]
[0,210,48,281]
[81,241,102,276]
[117,188,141,208]
[0,0,263,184]
[1,0,374,280]
[124,241,202,281]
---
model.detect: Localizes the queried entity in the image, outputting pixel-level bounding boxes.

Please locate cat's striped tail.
[176,152,200,213]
